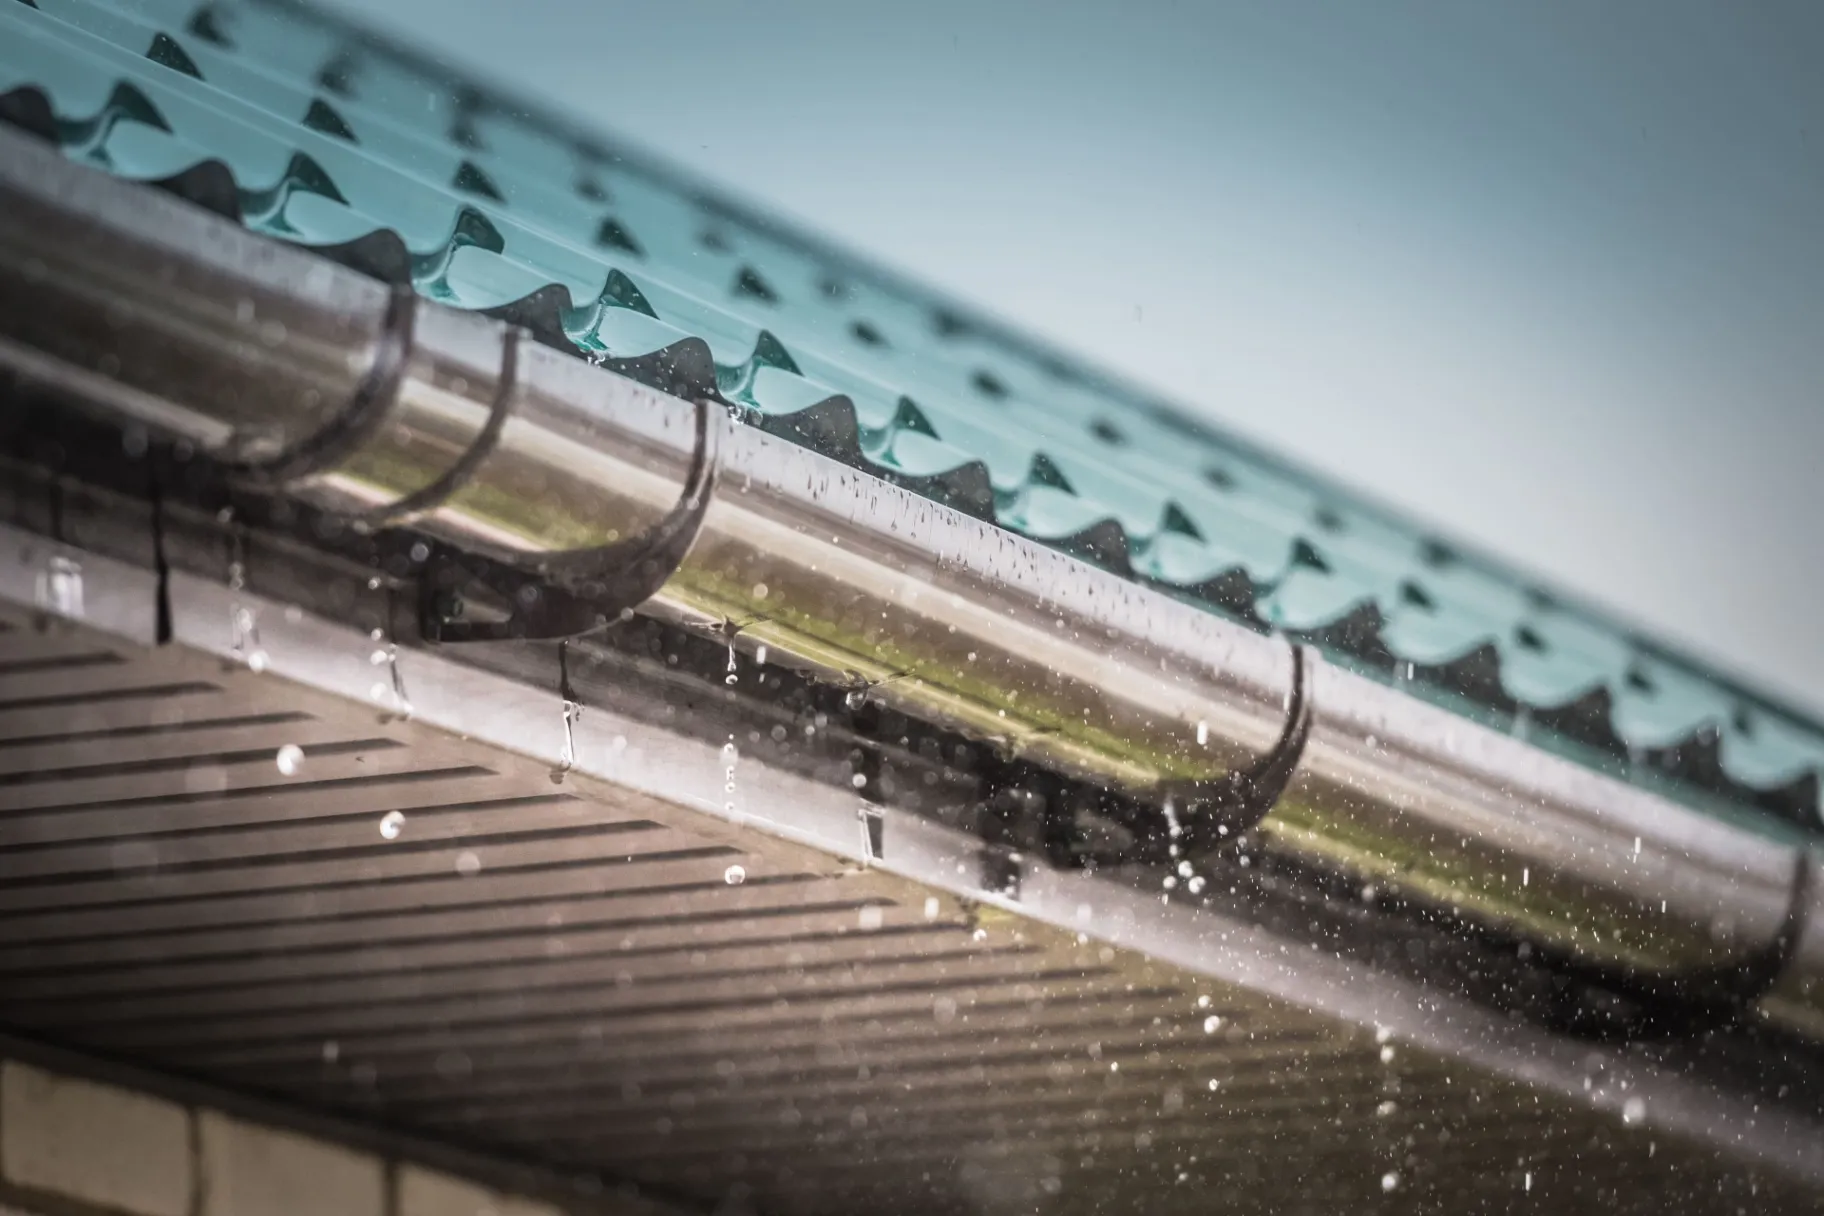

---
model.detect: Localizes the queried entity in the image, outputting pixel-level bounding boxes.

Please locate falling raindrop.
[844,687,868,711]
[923,896,941,920]
[551,640,579,783]
[35,554,85,618]
[379,811,405,840]
[386,644,411,718]
[723,735,739,813]
[226,537,263,670]
[1203,1016,1222,1034]
[724,863,746,885]
[1381,1171,1400,1193]
[274,744,304,776]
[454,849,481,876]
[858,905,884,931]
[1622,1096,1646,1126]
[725,642,739,687]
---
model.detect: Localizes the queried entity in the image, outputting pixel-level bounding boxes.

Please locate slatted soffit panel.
[2,0,1822,836]
[0,595,1819,1216]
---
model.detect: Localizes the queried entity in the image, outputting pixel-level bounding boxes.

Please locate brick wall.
[0,1054,681,1216]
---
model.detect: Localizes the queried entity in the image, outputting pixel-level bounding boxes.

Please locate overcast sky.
[327,0,1824,713]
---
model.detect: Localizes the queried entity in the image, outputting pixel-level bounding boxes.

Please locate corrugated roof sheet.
[3,0,1822,833]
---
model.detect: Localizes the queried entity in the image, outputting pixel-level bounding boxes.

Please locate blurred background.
[323,0,1824,712]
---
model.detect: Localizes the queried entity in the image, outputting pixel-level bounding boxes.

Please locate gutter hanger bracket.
[1545,849,1814,1041]
[230,282,419,489]
[418,394,724,643]
[1161,641,1316,857]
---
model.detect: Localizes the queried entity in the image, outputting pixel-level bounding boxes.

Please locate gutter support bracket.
[1546,850,1814,1041]
[1161,641,1316,857]
[418,395,724,643]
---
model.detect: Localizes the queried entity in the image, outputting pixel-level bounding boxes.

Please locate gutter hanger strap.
[419,393,725,643]
[230,282,417,491]
[1163,641,1317,856]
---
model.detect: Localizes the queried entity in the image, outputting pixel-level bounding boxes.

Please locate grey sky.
[328,0,1824,712]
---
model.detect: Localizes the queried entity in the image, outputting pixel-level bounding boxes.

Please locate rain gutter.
[1,125,1818,1040]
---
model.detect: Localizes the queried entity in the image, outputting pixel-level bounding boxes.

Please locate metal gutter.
[1,124,1818,1041]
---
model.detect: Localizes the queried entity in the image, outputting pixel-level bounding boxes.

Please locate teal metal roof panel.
[4,0,1821,833]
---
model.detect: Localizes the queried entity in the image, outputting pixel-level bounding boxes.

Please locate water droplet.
[454,850,481,876]
[923,897,941,920]
[1195,719,1209,746]
[1381,1171,1400,1193]
[844,688,867,711]
[1622,1096,1645,1126]
[35,555,85,617]
[370,649,390,666]
[724,864,746,885]
[932,995,958,1024]
[1380,1045,1396,1064]
[1187,875,1206,894]
[1196,995,1211,1008]
[1203,1016,1222,1034]
[549,642,581,781]
[858,905,884,931]
[245,649,269,674]
[1177,860,1194,878]
[1376,1099,1398,1118]
[379,811,405,840]
[321,1040,339,1063]
[972,927,987,942]
[722,734,739,811]
[274,744,304,775]
[1207,1079,1220,1091]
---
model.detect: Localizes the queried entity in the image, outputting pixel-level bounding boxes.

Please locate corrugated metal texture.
[0,602,1818,1216]
[1,0,1821,835]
